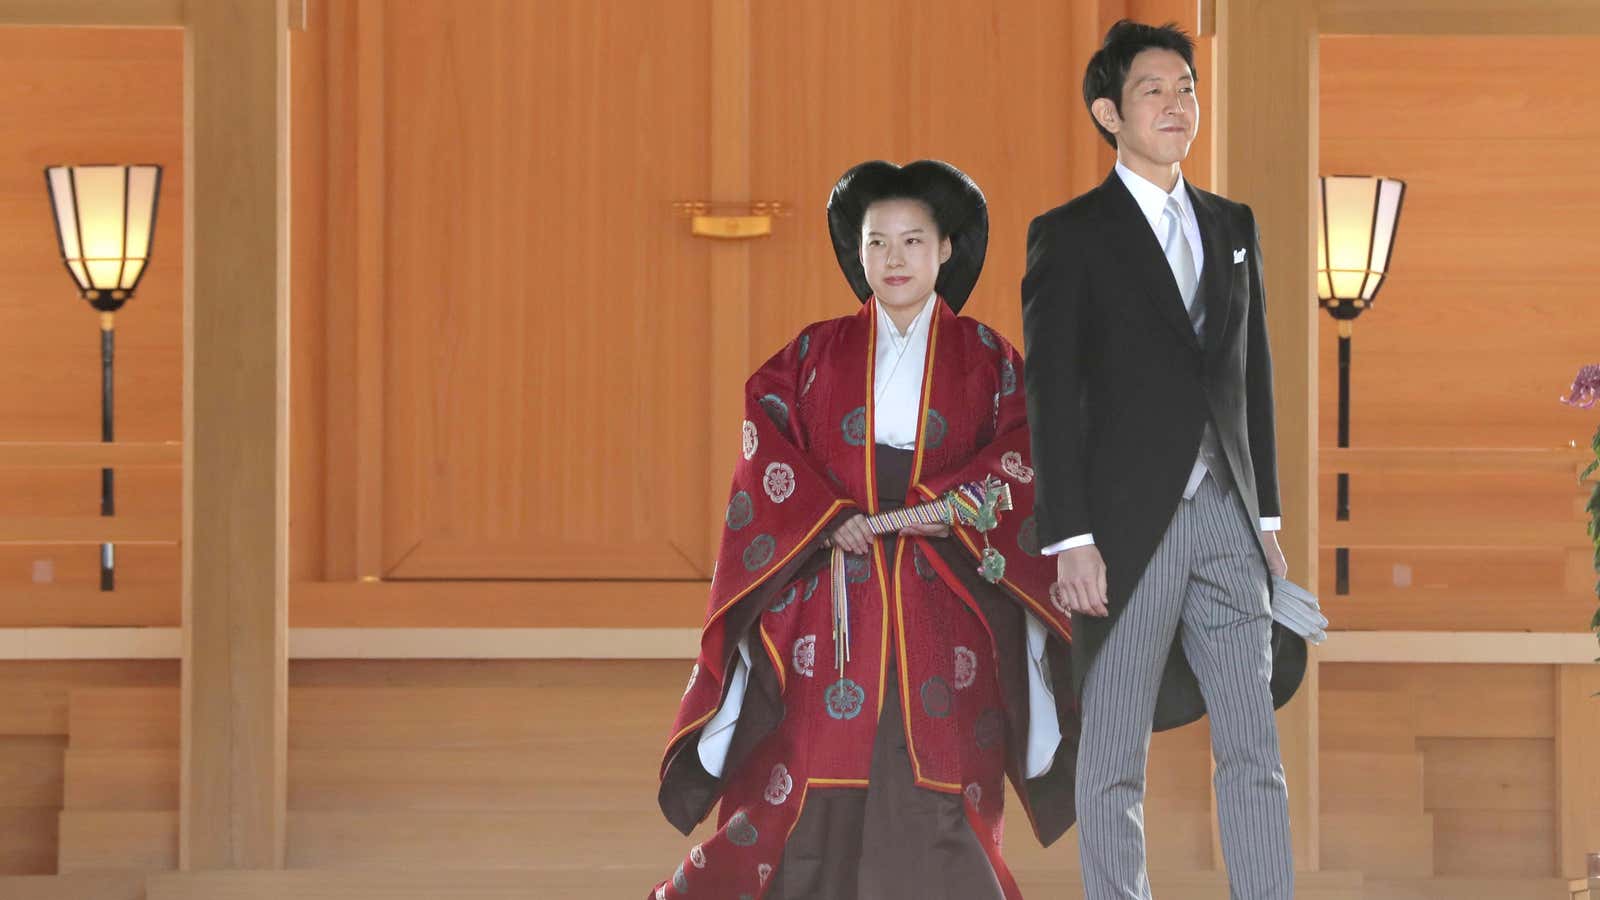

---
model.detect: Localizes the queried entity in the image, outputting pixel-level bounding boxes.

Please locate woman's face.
[859,197,951,312]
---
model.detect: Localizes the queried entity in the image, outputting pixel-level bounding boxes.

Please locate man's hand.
[1262,531,1288,579]
[826,514,874,556]
[897,523,950,539]
[1051,544,1109,617]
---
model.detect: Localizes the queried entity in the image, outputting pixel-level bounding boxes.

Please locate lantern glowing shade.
[1316,175,1405,313]
[45,165,163,311]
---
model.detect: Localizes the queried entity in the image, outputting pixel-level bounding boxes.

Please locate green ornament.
[974,484,1001,533]
[979,547,1006,584]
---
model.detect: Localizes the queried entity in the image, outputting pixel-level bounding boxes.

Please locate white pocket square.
[1233,248,1248,264]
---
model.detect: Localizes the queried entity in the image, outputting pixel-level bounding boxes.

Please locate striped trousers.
[1075,475,1293,900]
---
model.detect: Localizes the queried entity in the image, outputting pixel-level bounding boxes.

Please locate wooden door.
[345,1,716,580]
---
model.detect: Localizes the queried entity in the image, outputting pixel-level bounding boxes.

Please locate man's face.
[1101,48,1198,168]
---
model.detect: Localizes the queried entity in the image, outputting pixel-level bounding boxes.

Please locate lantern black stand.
[98,310,116,590]
[1334,320,1352,595]
[83,293,129,592]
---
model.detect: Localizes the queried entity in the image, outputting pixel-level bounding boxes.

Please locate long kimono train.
[651,301,1082,899]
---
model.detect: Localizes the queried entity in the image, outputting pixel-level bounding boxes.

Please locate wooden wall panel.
[1317,36,1600,630]
[0,27,182,623]
[747,0,1080,358]
[1320,470,1590,631]
[372,0,714,581]
[1322,663,1567,880]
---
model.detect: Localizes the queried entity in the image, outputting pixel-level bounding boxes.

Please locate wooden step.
[58,812,174,873]
[0,661,177,738]
[286,687,671,749]
[68,810,1246,881]
[1366,876,1576,900]
[59,810,716,874]
[1419,737,1554,813]
[1432,809,1559,879]
[0,870,147,900]
[67,689,178,750]
[63,750,175,811]
[1320,688,1419,753]
[0,736,65,807]
[137,868,1366,900]
[66,747,668,812]
[1322,812,1435,877]
[1014,869,1364,899]
[0,808,57,875]
[287,748,664,812]
[1002,810,1216,874]
[1320,749,1425,814]
[66,686,675,751]
[147,869,630,900]
[284,810,713,870]
[0,686,74,736]
[1321,664,1556,740]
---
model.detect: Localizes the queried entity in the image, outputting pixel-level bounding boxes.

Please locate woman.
[651,160,1079,900]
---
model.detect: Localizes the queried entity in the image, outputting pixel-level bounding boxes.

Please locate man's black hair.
[1082,20,1197,149]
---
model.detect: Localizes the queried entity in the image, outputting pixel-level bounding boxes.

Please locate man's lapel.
[1095,172,1202,353]
[1187,185,1238,355]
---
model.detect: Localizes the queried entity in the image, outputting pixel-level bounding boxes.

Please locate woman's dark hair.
[834,163,983,240]
[826,160,988,310]
[1082,20,1197,149]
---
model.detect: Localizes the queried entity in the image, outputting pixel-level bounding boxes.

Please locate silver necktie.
[1163,196,1203,334]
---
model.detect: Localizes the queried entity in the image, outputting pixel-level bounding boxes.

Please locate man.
[1020,19,1300,900]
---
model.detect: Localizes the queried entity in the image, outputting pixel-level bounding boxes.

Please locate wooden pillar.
[180,0,291,870]
[1558,664,1600,880]
[1213,0,1320,871]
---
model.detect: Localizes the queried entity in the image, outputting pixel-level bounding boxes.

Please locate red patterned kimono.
[653,299,1078,899]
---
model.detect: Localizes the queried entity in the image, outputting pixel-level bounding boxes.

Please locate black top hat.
[826,160,988,313]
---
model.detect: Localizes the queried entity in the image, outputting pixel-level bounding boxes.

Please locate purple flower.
[1562,364,1600,409]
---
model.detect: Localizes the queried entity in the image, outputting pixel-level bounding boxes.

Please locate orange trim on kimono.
[759,620,787,695]
[905,302,942,501]
[889,310,962,794]
[862,304,894,715]
[863,307,880,515]
[889,533,963,794]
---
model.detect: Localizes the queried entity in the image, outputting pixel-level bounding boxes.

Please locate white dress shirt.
[1042,162,1281,557]
[873,292,938,449]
